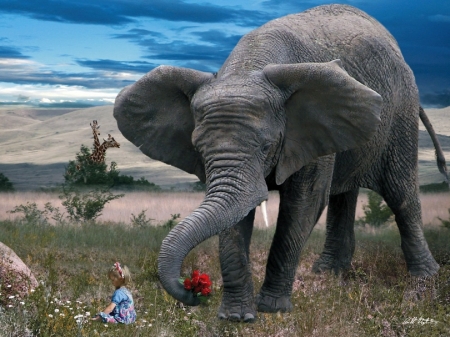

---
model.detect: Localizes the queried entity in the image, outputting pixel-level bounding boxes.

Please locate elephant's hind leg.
[218,209,256,322]
[381,186,439,276]
[312,188,358,274]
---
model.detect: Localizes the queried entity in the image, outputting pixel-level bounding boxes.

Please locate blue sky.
[0,0,449,108]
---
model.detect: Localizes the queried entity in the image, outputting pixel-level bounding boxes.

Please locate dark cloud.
[113,28,242,72]
[76,59,157,74]
[421,90,450,108]
[1,0,448,108]
[0,0,269,26]
[17,94,30,101]
[0,45,29,59]
[260,0,450,107]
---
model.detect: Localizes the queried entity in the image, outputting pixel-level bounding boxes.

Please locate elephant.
[114,4,449,322]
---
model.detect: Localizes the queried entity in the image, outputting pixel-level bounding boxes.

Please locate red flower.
[183,278,192,290]
[180,270,212,300]
[191,275,199,288]
[199,274,211,287]
[201,287,211,296]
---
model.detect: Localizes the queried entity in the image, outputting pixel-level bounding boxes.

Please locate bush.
[130,209,154,228]
[60,187,124,223]
[356,190,394,227]
[439,208,450,229]
[8,202,63,225]
[192,181,206,192]
[64,145,112,186]
[419,182,450,193]
[0,172,14,191]
[163,213,181,230]
[64,146,161,191]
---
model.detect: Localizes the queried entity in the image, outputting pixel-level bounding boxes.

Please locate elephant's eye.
[262,143,271,153]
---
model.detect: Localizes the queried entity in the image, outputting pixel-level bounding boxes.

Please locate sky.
[0,0,449,109]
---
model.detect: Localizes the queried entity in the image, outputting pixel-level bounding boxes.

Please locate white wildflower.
[7,285,11,288]
[54,309,59,313]
[48,314,53,318]
[8,295,15,299]
[20,302,25,305]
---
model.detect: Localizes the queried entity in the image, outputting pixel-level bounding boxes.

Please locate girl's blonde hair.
[108,262,131,285]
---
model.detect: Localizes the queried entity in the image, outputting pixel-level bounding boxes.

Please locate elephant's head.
[113,59,382,305]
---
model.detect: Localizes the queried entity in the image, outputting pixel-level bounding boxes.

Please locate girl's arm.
[92,302,117,320]
[102,302,116,314]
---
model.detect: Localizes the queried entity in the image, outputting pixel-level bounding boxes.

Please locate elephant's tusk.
[260,200,269,227]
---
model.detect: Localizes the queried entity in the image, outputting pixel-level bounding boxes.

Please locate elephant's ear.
[114,65,214,182]
[263,60,382,185]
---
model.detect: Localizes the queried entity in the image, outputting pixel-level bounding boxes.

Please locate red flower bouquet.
[179,270,212,302]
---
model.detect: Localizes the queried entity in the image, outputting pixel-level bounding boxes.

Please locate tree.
[356,190,394,227]
[64,145,114,186]
[0,172,14,191]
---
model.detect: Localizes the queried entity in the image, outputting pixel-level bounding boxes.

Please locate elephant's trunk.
[158,174,267,305]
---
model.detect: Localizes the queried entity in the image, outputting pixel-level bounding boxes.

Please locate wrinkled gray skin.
[114,5,448,322]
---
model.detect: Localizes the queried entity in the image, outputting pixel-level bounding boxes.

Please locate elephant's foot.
[406,254,439,277]
[255,292,293,313]
[218,292,256,322]
[312,253,351,275]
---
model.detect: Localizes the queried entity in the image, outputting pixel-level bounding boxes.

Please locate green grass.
[0,219,449,336]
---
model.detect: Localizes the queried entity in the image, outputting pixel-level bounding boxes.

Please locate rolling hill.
[0,105,449,190]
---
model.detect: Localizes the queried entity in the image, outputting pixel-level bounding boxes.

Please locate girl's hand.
[91,315,101,321]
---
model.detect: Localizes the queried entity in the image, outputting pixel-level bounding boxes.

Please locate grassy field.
[0,191,449,336]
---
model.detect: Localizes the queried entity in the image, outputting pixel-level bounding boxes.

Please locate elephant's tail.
[419,106,449,185]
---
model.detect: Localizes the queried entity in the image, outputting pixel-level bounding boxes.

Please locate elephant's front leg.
[218,209,256,322]
[256,159,333,312]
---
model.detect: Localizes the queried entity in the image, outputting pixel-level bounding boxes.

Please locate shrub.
[64,145,112,186]
[64,147,161,190]
[192,181,206,192]
[60,187,124,223]
[163,213,181,230]
[130,209,154,228]
[0,172,14,191]
[419,182,450,193]
[111,173,161,191]
[356,190,394,227]
[439,208,450,229]
[8,202,49,225]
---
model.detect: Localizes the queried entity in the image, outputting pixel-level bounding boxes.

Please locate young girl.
[92,262,136,324]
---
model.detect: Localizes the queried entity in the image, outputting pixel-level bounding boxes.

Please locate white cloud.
[0,82,118,106]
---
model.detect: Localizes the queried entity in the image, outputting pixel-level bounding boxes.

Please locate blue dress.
[98,287,136,324]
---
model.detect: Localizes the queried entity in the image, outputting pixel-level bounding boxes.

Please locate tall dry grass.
[1,190,448,227]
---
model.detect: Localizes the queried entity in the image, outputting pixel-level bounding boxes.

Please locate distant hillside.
[0,105,448,190]
[0,106,197,190]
